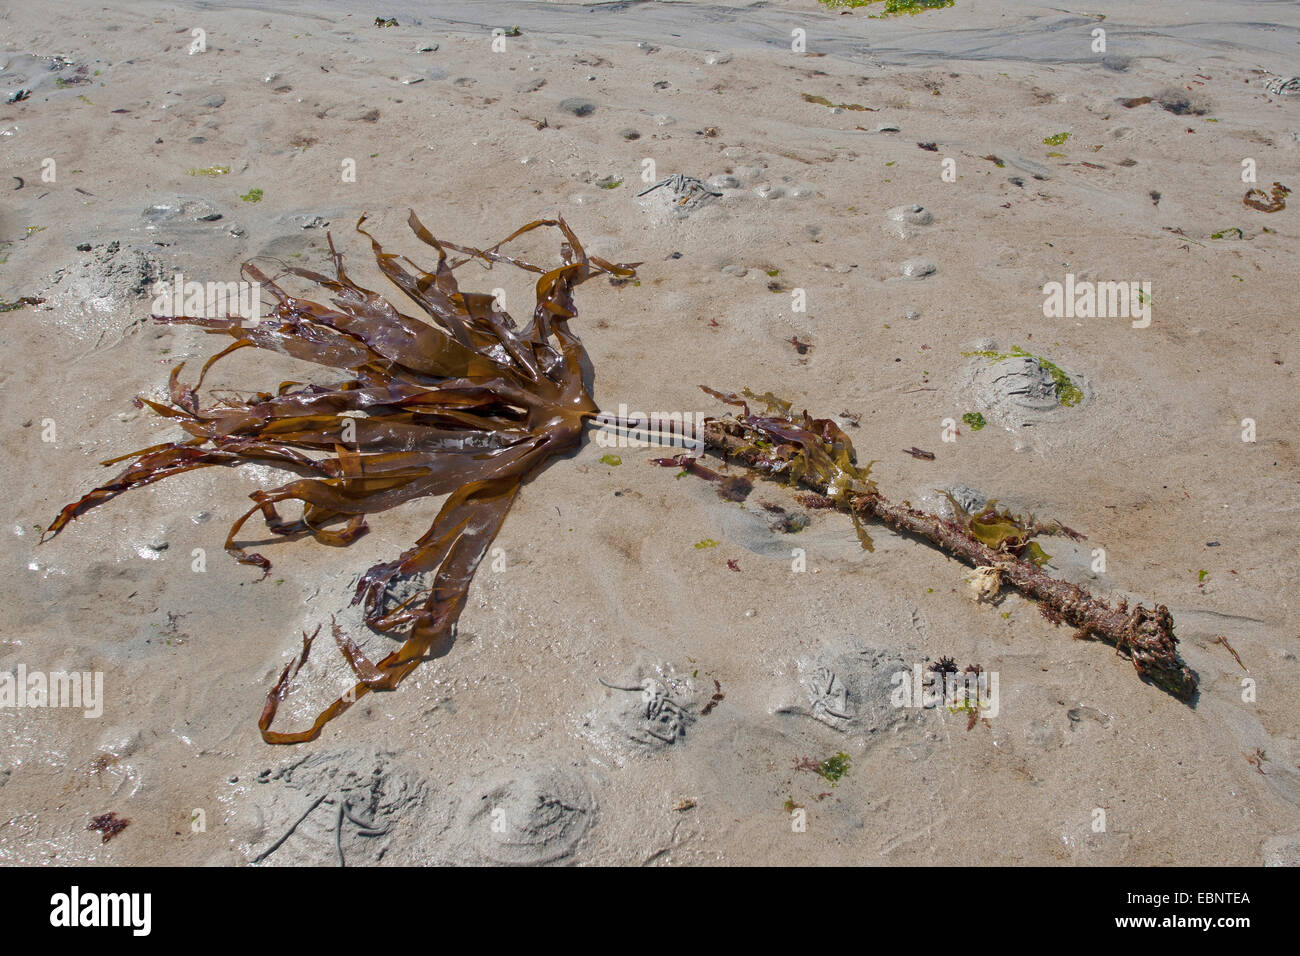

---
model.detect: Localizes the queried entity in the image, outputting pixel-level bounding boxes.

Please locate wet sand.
[1,0,1299,865]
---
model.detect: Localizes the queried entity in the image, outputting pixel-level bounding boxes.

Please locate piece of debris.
[87,812,130,843]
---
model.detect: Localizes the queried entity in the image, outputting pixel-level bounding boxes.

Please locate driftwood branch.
[697,413,1198,702]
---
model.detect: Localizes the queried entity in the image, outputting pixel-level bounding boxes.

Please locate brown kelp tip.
[43,213,637,743]
[695,387,1197,702]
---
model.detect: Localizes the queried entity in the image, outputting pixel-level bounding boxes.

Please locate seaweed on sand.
[690,389,1198,701]
[42,213,636,743]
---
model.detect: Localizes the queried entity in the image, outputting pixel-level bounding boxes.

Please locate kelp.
[698,387,878,551]
[695,388,1198,701]
[43,213,636,743]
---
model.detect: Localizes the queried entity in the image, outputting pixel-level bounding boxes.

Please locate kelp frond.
[43,213,637,743]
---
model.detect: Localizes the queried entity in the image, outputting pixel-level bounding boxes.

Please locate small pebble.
[887,203,933,226]
[899,259,937,279]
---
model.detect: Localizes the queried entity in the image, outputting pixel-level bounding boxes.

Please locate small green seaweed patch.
[239,187,263,203]
[963,345,1083,408]
[0,295,45,313]
[695,538,719,549]
[801,93,875,112]
[187,165,230,177]
[941,493,1083,567]
[817,0,953,13]
[796,752,851,785]
[1042,132,1071,147]
[881,0,954,13]
[962,411,986,431]
[598,454,622,466]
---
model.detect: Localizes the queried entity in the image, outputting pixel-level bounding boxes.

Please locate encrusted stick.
[700,418,1197,701]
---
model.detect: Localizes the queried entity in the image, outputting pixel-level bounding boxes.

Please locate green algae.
[817,0,954,13]
[801,93,874,111]
[818,752,851,784]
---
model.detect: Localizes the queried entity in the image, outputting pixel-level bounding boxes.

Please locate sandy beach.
[1,0,1298,866]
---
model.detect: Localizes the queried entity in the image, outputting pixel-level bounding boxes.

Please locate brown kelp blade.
[44,214,635,743]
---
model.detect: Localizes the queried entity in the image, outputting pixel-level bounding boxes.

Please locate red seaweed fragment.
[43,213,637,744]
[701,678,725,715]
[652,453,752,502]
[88,812,130,843]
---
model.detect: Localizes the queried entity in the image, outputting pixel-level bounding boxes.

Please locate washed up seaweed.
[43,213,636,743]
[1244,182,1290,213]
[938,493,1083,569]
[87,811,130,843]
[0,295,44,313]
[43,210,1195,744]
[652,453,752,502]
[817,0,953,13]
[690,389,1198,701]
[801,93,875,112]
